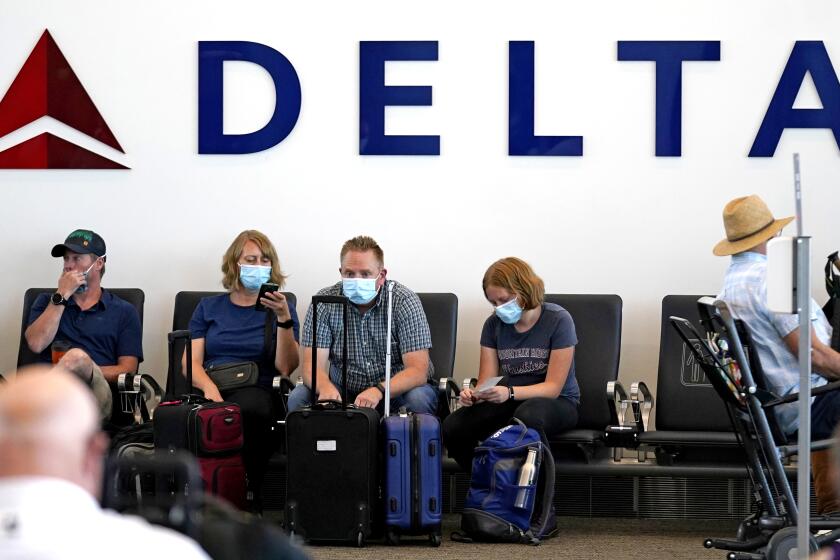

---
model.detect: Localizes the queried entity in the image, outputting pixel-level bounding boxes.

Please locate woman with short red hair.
[442,256,579,471]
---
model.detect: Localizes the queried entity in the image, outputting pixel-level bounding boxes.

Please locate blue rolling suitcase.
[381,282,443,546]
[383,411,443,546]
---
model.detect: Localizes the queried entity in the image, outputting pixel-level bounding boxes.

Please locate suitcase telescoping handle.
[310,295,349,409]
[383,281,395,418]
[167,329,198,401]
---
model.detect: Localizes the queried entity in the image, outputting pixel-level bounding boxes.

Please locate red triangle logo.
[0,30,127,169]
[0,133,128,169]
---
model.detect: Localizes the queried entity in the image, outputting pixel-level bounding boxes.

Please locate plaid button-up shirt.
[719,251,833,435]
[301,280,434,394]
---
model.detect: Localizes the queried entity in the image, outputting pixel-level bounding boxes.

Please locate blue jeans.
[286,382,437,416]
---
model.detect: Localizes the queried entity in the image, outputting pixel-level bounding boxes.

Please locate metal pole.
[793,153,813,559]
[796,236,812,558]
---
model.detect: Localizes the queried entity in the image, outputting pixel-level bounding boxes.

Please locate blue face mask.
[75,255,104,294]
[342,277,379,305]
[239,265,271,292]
[495,296,523,325]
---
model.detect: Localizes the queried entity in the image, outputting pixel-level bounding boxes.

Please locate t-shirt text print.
[480,302,580,403]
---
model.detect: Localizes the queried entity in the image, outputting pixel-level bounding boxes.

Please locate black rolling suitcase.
[103,452,310,560]
[154,330,248,510]
[285,295,380,546]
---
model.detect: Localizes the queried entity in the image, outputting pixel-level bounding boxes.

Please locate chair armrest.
[117,373,163,423]
[271,375,296,395]
[630,381,653,432]
[606,380,630,426]
[439,377,461,398]
[762,379,840,408]
[604,380,644,455]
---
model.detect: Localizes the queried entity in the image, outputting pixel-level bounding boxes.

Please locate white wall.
[1,1,838,398]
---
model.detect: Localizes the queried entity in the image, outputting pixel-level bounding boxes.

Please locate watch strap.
[276,318,294,329]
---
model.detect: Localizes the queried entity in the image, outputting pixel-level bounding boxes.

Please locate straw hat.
[713,195,794,256]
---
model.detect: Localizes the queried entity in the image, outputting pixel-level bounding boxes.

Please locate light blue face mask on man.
[239,265,271,292]
[75,255,105,294]
[494,296,523,325]
[342,277,379,305]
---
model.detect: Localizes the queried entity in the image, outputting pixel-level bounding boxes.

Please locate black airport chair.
[416,292,459,420]
[633,295,744,466]
[544,294,623,461]
[165,291,297,399]
[17,287,146,427]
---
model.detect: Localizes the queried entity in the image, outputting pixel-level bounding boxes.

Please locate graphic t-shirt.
[480,302,579,403]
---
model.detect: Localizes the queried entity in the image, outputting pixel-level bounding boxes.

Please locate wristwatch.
[276,318,294,329]
[508,386,515,401]
[50,292,68,306]
[374,382,386,396]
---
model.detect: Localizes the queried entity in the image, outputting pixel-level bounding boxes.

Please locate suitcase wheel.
[430,532,442,547]
[385,529,400,546]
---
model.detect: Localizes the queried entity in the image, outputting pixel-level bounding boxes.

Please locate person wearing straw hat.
[716,194,840,515]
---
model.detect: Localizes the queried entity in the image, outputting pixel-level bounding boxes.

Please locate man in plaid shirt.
[287,236,437,414]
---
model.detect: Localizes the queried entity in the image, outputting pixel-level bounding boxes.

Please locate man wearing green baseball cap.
[24,229,143,422]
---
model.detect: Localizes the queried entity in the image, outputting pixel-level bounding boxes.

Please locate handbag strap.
[263,312,275,370]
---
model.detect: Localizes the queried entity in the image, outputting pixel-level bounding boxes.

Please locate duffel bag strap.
[530,443,556,541]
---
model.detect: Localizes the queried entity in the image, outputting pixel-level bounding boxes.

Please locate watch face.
[51,292,64,305]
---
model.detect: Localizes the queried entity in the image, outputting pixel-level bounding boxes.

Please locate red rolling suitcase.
[154,329,247,510]
[285,295,380,546]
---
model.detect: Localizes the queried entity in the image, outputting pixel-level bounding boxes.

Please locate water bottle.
[514,448,538,509]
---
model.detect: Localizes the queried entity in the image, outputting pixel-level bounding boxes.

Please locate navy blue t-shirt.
[28,289,144,366]
[480,302,579,403]
[189,293,300,386]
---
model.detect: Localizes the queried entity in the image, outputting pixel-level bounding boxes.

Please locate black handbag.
[205,311,275,392]
[206,361,260,392]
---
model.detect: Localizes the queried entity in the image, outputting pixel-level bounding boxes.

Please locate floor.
[295,515,742,560]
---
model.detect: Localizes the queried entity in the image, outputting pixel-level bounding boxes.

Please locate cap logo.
[69,229,93,242]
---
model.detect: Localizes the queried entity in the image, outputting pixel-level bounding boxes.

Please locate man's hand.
[57,271,85,299]
[475,385,509,404]
[261,291,292,322]
[317,381,342,403]
[355,387,383,409]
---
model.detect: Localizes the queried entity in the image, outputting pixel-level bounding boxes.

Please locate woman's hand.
[475,385,509,404]
[261,291,292,322]
[459,388,477,407]
[203,383,224,403]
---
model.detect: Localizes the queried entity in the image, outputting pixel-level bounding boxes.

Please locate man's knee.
[57,349,94,384]
[286,385,312,413]
[401,384,437,415]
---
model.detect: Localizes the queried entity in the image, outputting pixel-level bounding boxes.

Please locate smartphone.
[476,376,504,394]
[254,283,280,312]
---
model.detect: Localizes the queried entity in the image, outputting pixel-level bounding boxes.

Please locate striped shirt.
[301,280,434,394]
[719,251,833,435]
